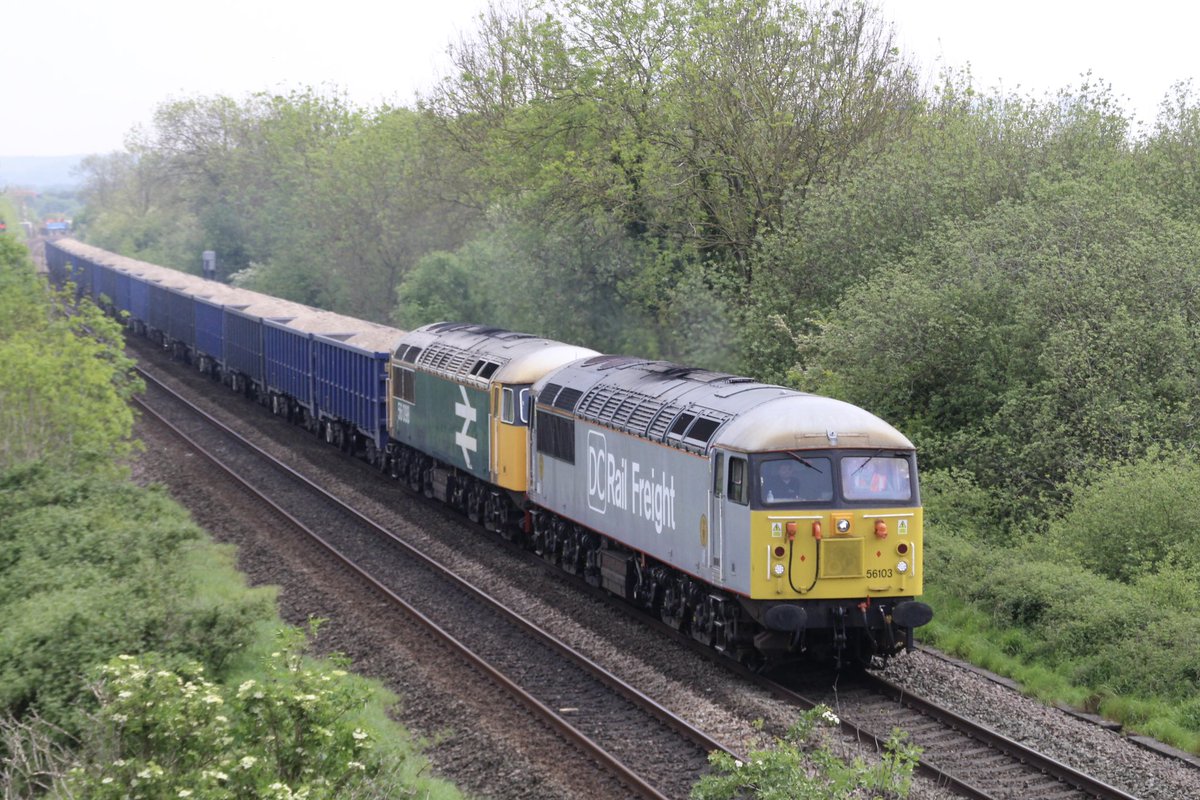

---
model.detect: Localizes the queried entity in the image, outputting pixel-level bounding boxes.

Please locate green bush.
[1048,447,1200,582]
[918,467,1007,541]
[64,629,450,799]
[691,706,920,800]
[0,463,275,735]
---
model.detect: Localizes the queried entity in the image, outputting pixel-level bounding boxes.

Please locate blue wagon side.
[113,270,133,317]
[223,300,298,397]
[194,296,228,373]
[312,326,406,463]
[263,311,367,425]
[97,263,119,309]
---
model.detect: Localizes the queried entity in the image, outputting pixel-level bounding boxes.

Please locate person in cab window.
[853,459,897,496]
[764,460,801,502]
[843,456,910,502]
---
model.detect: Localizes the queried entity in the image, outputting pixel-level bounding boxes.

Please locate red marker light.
[774,546,786,557]
[897,542,909,555]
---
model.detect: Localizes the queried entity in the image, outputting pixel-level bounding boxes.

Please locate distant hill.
[0,156,86,190]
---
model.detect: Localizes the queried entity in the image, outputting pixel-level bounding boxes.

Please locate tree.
[1140,79,1200,223]
[0,239,142,472]
[796,174,1200,524]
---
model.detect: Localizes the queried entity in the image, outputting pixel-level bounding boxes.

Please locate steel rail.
[863,672,1142,800]
[133,369,739,799]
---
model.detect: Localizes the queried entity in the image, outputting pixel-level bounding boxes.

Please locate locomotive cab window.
[501,387,515,423]
[759,456,833,504]
[501,386,532,426]
[393,365,415,404]
[727,457,748,505]
[841,455,912,502]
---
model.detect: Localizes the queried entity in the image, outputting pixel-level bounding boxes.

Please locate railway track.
[133,367,738,800]
[799,671,1140,800]
[128,345,1185,800]
[557,566,1146,799]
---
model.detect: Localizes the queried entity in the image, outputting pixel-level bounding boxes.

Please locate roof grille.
[415,342,505,381]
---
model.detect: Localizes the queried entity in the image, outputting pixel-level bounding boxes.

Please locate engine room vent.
[553,386,584,411]
[540,383,563,407]
[684,417,722,445]
[395,344,423,364]
[470,359,500,379]
[647,406,683,440]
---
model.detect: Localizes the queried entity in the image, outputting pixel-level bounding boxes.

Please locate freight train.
[46,238,931,669]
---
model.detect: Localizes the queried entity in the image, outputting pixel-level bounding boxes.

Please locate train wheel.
[466,482,482,524]
[661,577,692,632]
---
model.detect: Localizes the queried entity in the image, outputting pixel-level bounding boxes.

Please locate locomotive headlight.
[773,563,786,577]
[896,561,909,573]
[836,518,851,534]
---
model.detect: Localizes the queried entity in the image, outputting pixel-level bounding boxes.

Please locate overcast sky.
[2,0,1196,157]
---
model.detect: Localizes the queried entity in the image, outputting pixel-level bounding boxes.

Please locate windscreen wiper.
[787,452,825,473]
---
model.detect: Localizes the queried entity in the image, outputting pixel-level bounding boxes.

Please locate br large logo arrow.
[455,385,478,469]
